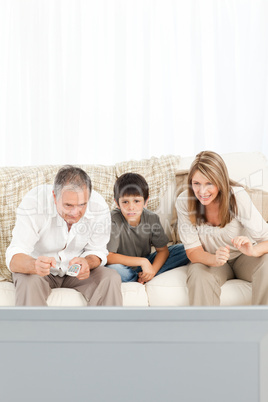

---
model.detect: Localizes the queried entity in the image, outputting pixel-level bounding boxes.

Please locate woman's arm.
[232,237,268,257]
[187,245,230,267]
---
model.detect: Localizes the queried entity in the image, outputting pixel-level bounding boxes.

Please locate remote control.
[66,264,81,277]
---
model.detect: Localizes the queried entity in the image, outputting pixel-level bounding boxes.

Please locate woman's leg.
[187,262,234,306]
[231,253,268,305]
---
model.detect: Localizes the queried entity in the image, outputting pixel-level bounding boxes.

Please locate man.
[6,165,122,306]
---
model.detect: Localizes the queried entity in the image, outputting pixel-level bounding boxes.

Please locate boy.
[106,173,189,283]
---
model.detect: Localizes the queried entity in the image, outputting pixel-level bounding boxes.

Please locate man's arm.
[10,254,36,274]
[79,194,112,267]
[10,254,56,276]
[6,186,48,273]
[68,255,102,281]
[85,254,102,269]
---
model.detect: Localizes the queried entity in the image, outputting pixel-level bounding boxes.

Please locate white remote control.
[66,264,81,277]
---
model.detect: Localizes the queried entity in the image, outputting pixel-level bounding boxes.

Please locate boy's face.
[116,195,148,226]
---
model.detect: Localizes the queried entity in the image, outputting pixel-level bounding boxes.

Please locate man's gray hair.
[53,165,92,199]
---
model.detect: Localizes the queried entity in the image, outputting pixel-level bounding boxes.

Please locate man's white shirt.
[6,185,111,276]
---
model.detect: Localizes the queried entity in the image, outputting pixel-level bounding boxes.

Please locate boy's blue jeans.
[106,244,189,283]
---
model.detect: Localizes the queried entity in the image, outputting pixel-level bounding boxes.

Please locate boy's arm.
[138,245,169,283]
[107,252,147,268]
[151,245,169,272]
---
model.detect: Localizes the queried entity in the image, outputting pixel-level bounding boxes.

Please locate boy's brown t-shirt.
[107,208,169,258]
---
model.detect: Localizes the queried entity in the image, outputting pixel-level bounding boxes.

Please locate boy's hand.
[138,259,156,284]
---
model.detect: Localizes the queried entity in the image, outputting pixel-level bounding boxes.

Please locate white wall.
[0,0,268,166]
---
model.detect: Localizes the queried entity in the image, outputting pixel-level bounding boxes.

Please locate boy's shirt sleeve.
[107,219,120,253]
[150,213,169,248]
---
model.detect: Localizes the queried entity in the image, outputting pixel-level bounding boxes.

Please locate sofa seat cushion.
[47,288,87,306]
[0,281,15,306]
[0,275,253,307]
[121,282,149,306]
[220,279,252,306]
[145,266,189,306]
[0,281,149,307]
[145,266,252,307]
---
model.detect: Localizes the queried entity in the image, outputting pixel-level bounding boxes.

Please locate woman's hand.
[231,236,254,256]
[215,246,230,266]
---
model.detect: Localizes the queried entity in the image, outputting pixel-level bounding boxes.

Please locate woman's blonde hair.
[188,151,239,227]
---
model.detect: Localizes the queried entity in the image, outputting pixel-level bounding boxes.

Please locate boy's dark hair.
[114,173,149,204]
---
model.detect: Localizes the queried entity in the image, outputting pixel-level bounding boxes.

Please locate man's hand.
[35,256,56,277]
[137,258,156,284]
[69,257,90,280]
[214,246,230,266]
[232,236,254,256]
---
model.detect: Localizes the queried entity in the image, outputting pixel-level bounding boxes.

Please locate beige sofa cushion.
[0,281,149,306]
[145,266,252,306]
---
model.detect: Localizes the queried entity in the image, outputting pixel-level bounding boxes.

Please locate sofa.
[1,151,268,307]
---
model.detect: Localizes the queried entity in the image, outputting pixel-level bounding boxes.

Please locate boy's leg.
[106,263,139,282]
[147,244,189,276]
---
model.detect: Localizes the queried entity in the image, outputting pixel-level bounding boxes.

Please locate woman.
[176,150,268,305]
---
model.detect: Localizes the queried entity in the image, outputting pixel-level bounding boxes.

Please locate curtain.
[0,0,268,166]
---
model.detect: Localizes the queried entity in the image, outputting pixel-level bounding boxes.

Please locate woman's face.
[191,170,219,206]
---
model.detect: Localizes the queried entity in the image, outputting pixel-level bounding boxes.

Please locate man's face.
[53,186,90,226]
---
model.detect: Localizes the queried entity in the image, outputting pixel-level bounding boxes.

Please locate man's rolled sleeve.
[5,210,40,271]
[80,248,108,266]
[80,202,111,266]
